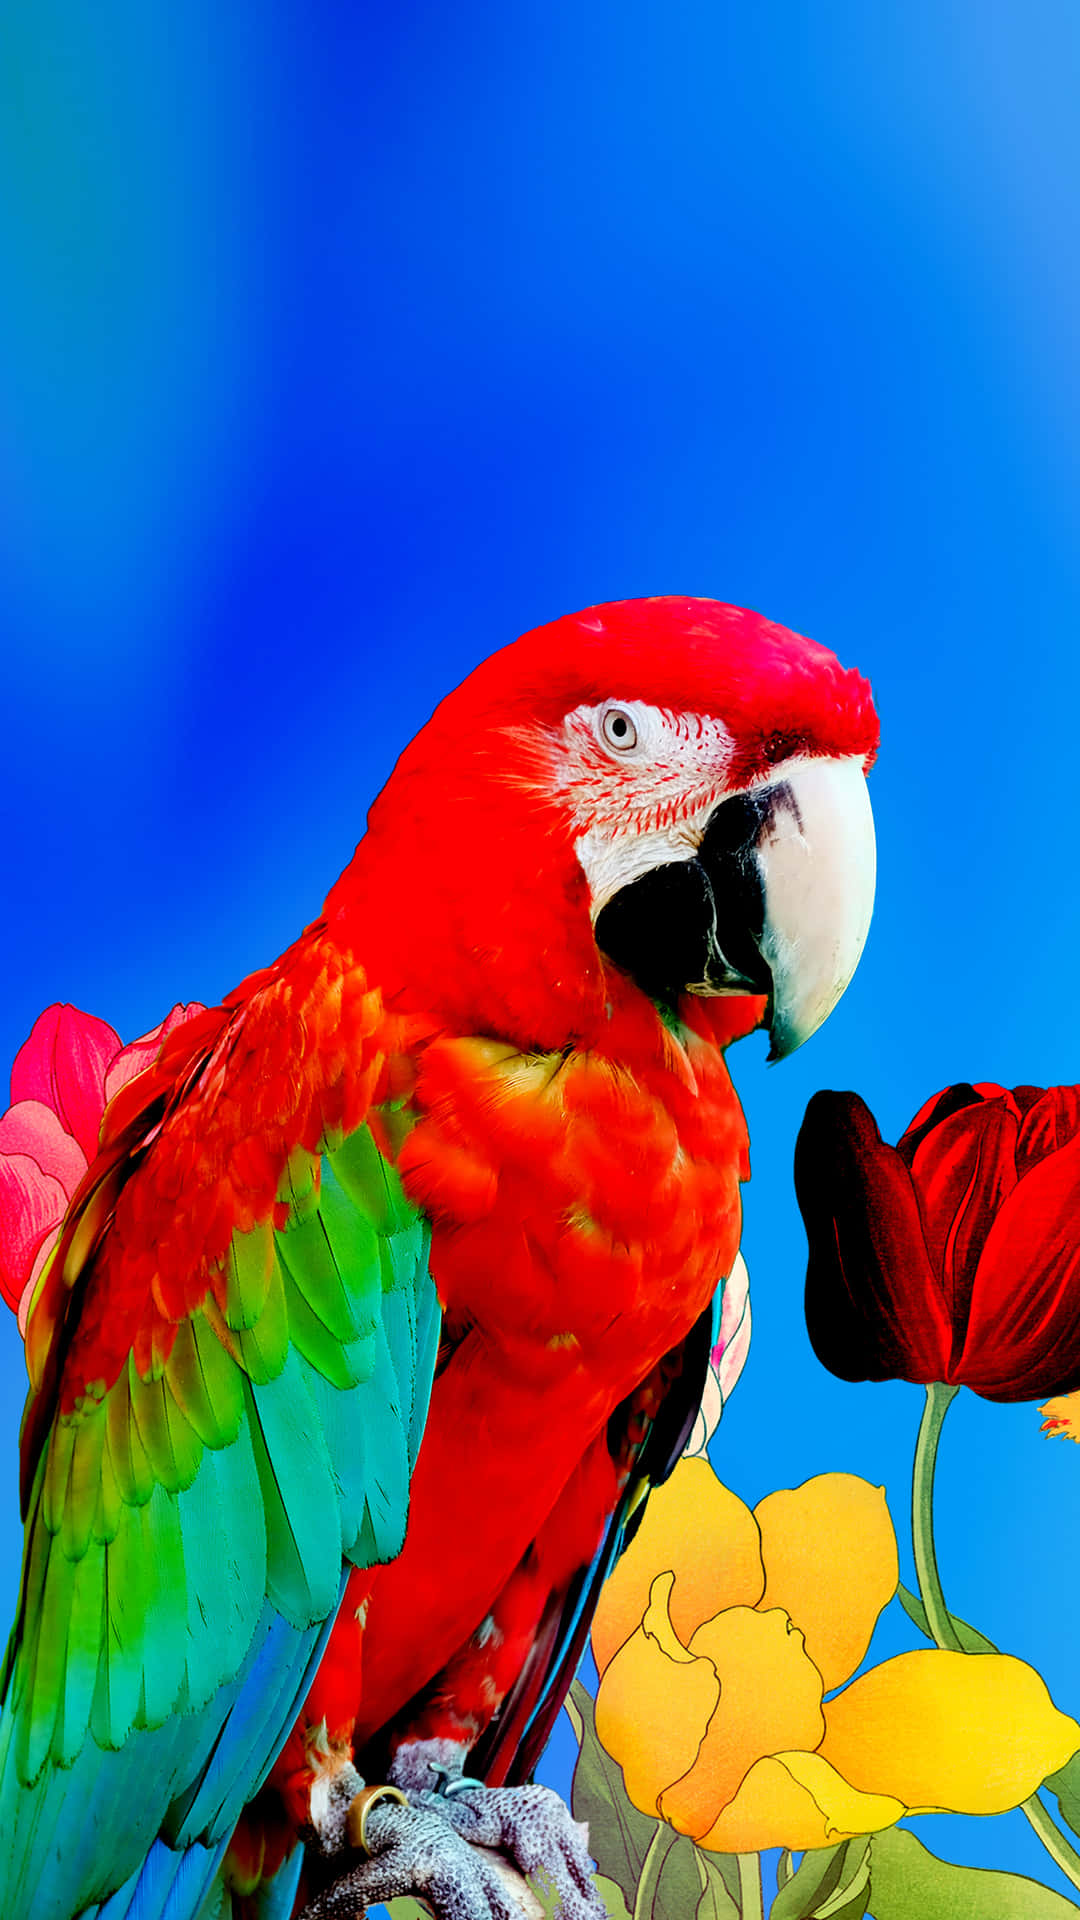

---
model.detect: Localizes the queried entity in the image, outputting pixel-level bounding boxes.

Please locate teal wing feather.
[0,1087,438,1920]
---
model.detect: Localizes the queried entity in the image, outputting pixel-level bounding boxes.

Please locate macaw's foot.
[298,1760,540,1919]
[385,1740,608,1920]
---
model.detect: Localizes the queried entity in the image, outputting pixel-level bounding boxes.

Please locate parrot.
[0,596,878,1920]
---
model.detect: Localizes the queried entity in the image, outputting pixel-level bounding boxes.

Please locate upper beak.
[699,755,876,1059]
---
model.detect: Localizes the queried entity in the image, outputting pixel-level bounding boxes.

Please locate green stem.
[736,1853,763,1920]
[1021,1793,1080,1893]
[911,1382,962,1651]
[910,1382,1080,1897]
[633,1824,677,1920]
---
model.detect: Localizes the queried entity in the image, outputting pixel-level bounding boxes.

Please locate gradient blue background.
[4,0,1080,1905]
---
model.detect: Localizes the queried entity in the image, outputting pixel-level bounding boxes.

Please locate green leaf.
[655,1836,715,1920]
[564,1686,585,1744]
[770,1840,870,1920]
[696,1854,741,1919]
[568,1678,662,1908]
[814,1848,870,1920]
[896,1583,999,1654]
[771,1843,851,1919]
[531,1868,628,1919]
[1046,1753,1080,1843]
[594,1876,634,1920]
[383,1901,431,1919]
[711,1858,745,1904]
[866,1827,1080,1917]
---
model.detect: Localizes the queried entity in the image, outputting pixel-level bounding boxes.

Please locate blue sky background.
[3,0,1080,1903]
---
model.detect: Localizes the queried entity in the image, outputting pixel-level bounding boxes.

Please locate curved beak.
[700,755,876,1060]
[593,752,875,1055]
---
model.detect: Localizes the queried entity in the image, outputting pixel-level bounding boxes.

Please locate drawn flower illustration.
[796,1082,1080,1401]
[591,1457,1079,1853]
[683,1250,751,1457]
[1041,1392,1080,1443]
[0,1001,205,1331]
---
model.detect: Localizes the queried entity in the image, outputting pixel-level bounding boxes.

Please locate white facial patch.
[545,700,737,918]
[575,810,712,918]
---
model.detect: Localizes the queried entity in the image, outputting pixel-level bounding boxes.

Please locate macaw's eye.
[600,706,638,752]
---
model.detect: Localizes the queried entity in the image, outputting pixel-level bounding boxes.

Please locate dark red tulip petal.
[797,1091,952,1383]
[896,1083,988,1167]
[972,1075,1037,1121]
[1014,1087,1080,1183]
[908,1100,1019,1356]
[958,1125,1080,1399]
[10,1005,120,1163]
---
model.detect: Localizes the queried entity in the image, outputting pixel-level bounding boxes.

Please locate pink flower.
[684,1250,752,1458]
[0,1001,205,1333]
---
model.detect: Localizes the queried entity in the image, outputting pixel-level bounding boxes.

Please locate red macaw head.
[331,596,879,1054]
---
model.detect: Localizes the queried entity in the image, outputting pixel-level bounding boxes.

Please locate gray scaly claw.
[299,1796,528,1919]
[411,1781,608,1920]
[299,1736,604,1920]
[388,1743,605,1920]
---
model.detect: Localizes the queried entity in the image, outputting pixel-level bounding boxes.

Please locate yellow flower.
[1041,1391,1080,1442]
[592,1458,1079,1853]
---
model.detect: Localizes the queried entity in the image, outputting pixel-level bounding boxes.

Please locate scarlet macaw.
[0,597,877,1919]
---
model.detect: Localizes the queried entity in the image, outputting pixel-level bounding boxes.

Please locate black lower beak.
[594,792,773,1007]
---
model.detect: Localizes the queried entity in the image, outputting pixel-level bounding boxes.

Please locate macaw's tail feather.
[99,1836,306,1920]
[90,1838,228,1920]
[0,1584,344,1920]
[211,1847,305,1920]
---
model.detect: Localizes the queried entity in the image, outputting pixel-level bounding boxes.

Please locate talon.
[372,1740,604,1917]
[442,1773,486,1799]
[426,1758,485,1799]
[346,1783,410,1854]
[426,1761,483,1797]
[297,1800,528,1920]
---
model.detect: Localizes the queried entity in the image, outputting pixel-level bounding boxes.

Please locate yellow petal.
[821,1651,1080,1814]
[1041,1392,1080,1442]
[595,1572,721,1823]
[660,1608,825,1838]
[592,1457,765,1676]
[697,1750,906,1853]
[754,1475,898,1691]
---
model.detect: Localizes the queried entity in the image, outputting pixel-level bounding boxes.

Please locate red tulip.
[795,1082,1080,1403]
[0,1001,205,1332]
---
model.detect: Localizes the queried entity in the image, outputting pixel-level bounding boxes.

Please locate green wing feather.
[0,1112,439,1920]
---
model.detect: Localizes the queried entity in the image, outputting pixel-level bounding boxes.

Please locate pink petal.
[716,1250,750,1348]
[685,1255,753,1456]
[684,1370,723,1458]
[10,1004,120,1161]
[0,1154,69,1314]
[0,1100,88,1198]
[104,1001,208,1104]
[710,1252,752,1402]
[19,1233,60,1337]
[716,1294,752,1400]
